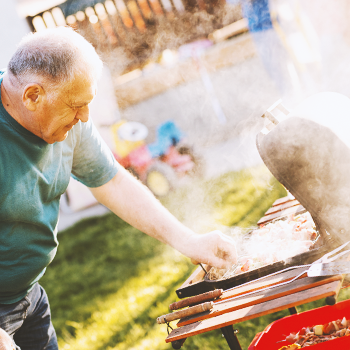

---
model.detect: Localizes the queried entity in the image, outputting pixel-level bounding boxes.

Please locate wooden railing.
[26,0,242,74]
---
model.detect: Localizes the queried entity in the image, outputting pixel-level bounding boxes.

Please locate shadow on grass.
[92,272,191,350]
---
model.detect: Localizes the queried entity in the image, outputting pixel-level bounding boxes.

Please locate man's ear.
[22,84,44,111]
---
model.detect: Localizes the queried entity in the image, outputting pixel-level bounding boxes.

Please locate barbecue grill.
[162,92,350,349]
[176,93,350,299]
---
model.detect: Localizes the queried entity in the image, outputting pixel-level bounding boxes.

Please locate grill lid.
[257,92,350,247]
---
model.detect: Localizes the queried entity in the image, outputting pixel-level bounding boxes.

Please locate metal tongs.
[214,240,350,306]
[307,240,350,277]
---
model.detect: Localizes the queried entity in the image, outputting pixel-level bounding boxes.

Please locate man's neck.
[1,74,27,126]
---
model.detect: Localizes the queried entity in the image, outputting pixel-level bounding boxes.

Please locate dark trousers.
[0,283,58,350]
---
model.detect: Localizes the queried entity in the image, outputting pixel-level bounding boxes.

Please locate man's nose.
[77,106,89,123]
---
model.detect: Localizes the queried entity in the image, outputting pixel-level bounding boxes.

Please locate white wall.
[89,66,121,150]
[0,0,30,69]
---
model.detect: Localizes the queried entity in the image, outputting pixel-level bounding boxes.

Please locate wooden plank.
[272,194,295,207]
[324,275,344,305]
[166,280,341,342]
[208,18,249,43]
[257,205,306,225]
[265,199,300,216]
[179,266,206,289]
[220,266,308,301]
[177,275,342,326]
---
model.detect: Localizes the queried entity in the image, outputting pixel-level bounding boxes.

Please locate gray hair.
[8,27,103,89]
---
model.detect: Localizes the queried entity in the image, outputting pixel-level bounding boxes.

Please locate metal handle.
[169,289,223,310]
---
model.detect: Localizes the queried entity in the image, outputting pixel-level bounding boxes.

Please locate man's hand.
[184,231,237,269]
[0,328,14,350]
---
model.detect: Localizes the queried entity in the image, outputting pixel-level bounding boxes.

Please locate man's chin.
[44,132,69,144]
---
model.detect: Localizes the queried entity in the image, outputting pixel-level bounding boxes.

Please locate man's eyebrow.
[59,98,89,109]
[71,102,90,107]
[70,95,95,107]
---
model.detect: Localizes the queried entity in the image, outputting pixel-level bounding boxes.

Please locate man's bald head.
[7,27,103,90]
[0,328,14,350]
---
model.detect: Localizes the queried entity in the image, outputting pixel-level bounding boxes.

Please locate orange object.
[128,0,146,31]
[137,0,152,18]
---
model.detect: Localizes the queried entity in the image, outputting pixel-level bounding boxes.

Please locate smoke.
[68,1,350,249]
[70,1,289,158]
[75,4,242,74]
[160,164,277,238]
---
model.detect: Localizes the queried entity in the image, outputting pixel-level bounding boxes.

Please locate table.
[166,269,344,349]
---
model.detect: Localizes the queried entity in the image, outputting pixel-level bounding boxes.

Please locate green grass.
[40,165,349,350]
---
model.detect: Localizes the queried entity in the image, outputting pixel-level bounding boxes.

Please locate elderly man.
[0,27,237,349]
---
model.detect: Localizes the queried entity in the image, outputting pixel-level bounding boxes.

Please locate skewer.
[198,263,207,274]
[190,258,208,274]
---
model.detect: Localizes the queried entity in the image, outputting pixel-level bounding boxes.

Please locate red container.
[249,299,350,350]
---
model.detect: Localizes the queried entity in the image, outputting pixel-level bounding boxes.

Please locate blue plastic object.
[147,121,184,158]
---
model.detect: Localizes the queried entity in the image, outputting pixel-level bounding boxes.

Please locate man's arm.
[90,167,237,268]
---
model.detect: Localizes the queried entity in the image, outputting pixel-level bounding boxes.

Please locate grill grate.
[176,196,330,299]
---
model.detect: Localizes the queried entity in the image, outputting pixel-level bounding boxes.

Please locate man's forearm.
[90,167,237,268]
[89,167,194,253]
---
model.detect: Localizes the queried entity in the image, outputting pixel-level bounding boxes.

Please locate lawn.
[41,165,350,349]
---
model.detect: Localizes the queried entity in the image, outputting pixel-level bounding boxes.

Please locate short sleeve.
[71,119,119,187]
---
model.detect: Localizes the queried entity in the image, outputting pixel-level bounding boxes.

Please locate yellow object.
[314,325,323,335]
[278,344,301,350]
[146,170,170,197]
[110,120,145,158]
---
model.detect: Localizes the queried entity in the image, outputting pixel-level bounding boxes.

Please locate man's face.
[35,74,96,144]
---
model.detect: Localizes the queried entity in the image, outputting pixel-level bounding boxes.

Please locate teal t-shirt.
[0,71,119,304]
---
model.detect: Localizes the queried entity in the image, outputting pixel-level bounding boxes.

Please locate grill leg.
[172,338,186,349]
[289,307,298,315]
[326,295,337,305]
[221,325,242,350]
